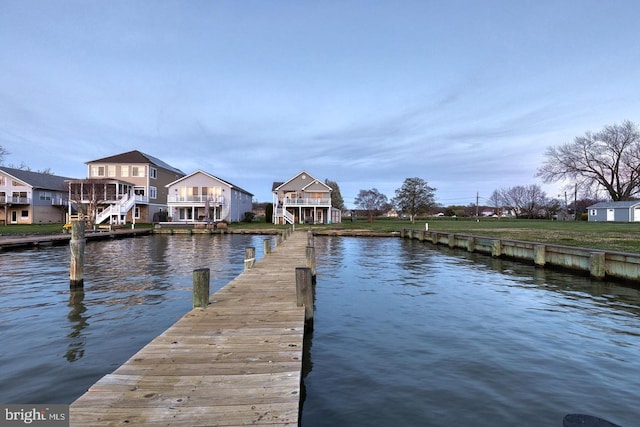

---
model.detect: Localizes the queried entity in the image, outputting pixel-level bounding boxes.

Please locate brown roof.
[87,150,185,176]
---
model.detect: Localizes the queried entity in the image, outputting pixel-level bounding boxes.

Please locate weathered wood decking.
[70,229,310,426]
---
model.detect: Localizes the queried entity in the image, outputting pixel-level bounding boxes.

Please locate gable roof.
[0,167,74,191]
[87,150,185,176]
[588,200,640,209]
[272,171,331,192]
[166,170,253,196]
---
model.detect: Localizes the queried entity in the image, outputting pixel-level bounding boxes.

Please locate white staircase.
[275,207,295,224]
[95,194,135,224]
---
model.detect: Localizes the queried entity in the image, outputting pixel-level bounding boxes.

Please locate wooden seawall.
[70,229,311,426]
[401,228,640,283]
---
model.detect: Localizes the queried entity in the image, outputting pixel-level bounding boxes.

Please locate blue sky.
[1,1,639,207]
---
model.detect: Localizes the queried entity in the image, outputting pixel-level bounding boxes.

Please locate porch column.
[314,206,317,224]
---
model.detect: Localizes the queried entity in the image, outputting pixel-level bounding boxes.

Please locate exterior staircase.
[96,194,136,224]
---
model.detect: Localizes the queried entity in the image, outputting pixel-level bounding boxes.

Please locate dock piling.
[69,221,85,289]
[244,247,256,270]
[296,267,314,330]
[192,268,210,308]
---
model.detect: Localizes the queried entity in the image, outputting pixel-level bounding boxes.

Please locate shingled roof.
[87,150,185,176]
[0,167,74,191]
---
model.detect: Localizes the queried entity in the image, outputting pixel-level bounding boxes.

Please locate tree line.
[349,120,640,221]
[4,119,638,220]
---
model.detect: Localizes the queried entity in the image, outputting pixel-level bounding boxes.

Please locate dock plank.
[70,229,310,426]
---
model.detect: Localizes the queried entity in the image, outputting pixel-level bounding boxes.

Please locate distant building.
[165,170,253,223]
[0,167,72,224]
[272,171,339,224]
[587,201,640,222]
[66,150,185,225]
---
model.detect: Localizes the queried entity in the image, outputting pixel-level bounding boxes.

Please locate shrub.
[243,212,255,222]
[265,203,273,224]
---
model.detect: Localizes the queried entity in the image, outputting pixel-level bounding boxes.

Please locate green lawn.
[303,217,640,254]
[4,218,640,254]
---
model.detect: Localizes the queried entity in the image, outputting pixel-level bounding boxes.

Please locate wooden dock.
[70,229,311,426]
[0,228,152,251]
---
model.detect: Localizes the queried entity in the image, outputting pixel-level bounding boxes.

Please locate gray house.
[0,167,72,224]
[587,201,640,222]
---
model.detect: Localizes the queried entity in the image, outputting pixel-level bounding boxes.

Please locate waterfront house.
[0,167,72,224]
[66,150,185,225]
[165,170,253,223]
[587,200,640,222]
[272,171,338,224]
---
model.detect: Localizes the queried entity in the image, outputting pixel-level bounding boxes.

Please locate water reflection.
[0,233,266,404]
[66,289,87,362]
[302,237,640,427]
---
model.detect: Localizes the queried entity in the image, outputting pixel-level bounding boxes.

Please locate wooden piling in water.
[296,267,314,331]
[69,221,85,289]
[264,238,271,255]
[306,246,316,277]
[192,268,210,308]
[244,247,256,270]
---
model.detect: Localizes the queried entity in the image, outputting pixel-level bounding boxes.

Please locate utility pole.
[476,192,479,217]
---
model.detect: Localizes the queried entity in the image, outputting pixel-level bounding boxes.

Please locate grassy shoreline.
[4,217,640,254]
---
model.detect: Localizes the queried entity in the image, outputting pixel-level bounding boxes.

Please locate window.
[150,167,157,179]
[108,165,116,177]
[0,177,5,186]
[132,166,145,177]
[21,210,29,219]
[121,166,129,177]
[40,191,52,201]
[149,186,157,199]
[134,207,140,219]
[91,165,105,177]
[590,209,597,216]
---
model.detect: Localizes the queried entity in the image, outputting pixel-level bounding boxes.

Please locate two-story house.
[66,150,185,225]
[272,171,337,224]
[166,170,254,223]
[0,167,71,224]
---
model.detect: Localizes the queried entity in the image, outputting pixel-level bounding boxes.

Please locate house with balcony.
[272,171,338,224]
[66,150,185,225]
[0,167,71,224]
[165,170,253,223]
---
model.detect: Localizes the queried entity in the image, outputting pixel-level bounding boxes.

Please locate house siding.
[0,168,70,224]
[588,202,640,222]
[272,171,335,224]
[166,170,254,223]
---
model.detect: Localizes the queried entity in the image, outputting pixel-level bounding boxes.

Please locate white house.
[166,170,253,223]
[272,171,338,224]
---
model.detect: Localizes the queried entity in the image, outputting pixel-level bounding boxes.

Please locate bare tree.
[354,188,388,223]
[488,190,503,217]
[0,145,8,164]
[537,120,640,201]
[500,184,547,218]
[392,177,436,223]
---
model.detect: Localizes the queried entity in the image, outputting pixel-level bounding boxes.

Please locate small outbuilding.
[587,201,640,222]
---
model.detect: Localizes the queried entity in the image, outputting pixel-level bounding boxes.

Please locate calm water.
[0,234,266,404]
[302,237,640,427]
[1,235,639,427]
